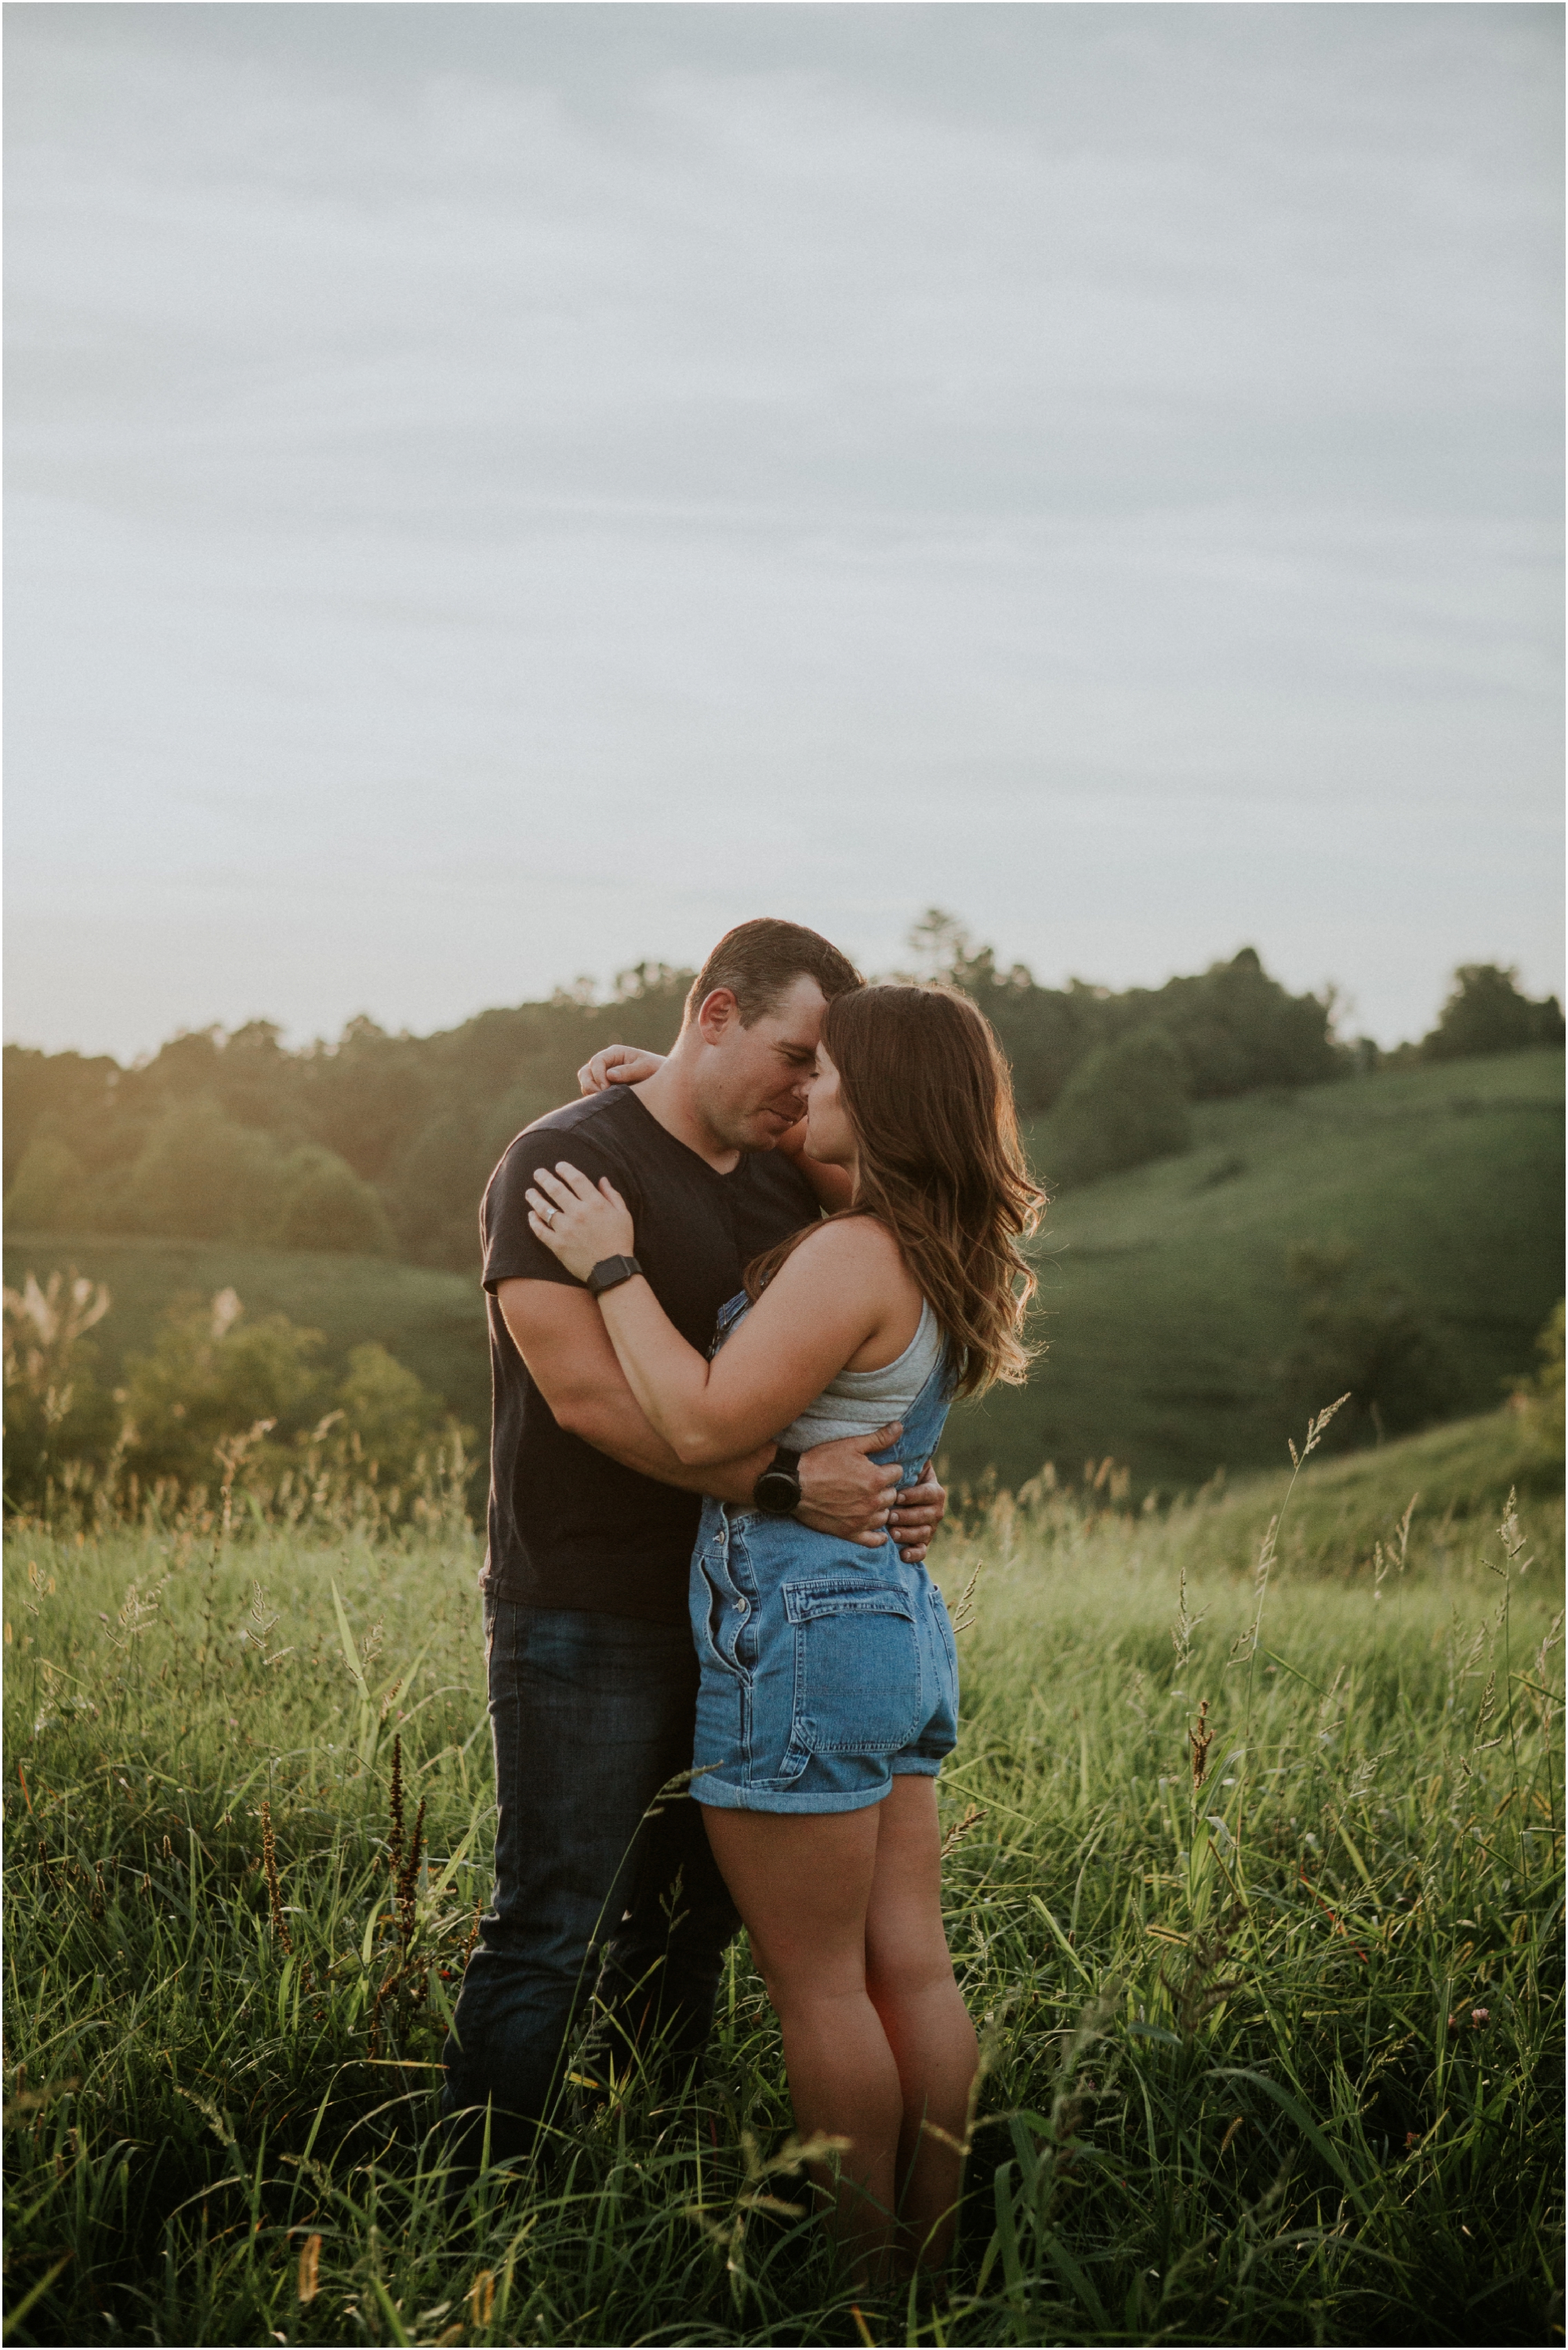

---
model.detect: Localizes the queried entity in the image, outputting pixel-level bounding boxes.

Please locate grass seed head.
[387,1732,405,1873]
[260,1800,291,1954]
[397,1794,426,1945]
[940,1801,988,1858]
[296,2232,321,2305]
[1189,1697,1214,1789]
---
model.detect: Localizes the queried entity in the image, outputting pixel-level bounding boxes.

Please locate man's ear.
[695,988,739,1046]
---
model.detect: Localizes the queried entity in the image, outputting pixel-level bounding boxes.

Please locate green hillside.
[9,1049,1561,1496]
[943,1046,1563,1494]
[1,1234,490,1437]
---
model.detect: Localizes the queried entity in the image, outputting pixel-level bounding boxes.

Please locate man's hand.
[579,1044,665,1095]
[887,1460,946,1565]
[796,1423,906,1550]
[796,1431,948,1561]
[503,1280,951,1559]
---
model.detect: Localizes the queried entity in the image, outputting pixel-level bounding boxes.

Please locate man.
[441,919,947,2165]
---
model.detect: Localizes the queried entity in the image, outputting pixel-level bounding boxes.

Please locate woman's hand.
[578,1044,665,1095]
[525,1162,637,1283]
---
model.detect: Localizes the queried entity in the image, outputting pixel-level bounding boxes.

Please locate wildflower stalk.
[260,1800,292,1956]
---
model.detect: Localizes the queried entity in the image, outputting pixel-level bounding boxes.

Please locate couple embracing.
[442,919,1044,2275]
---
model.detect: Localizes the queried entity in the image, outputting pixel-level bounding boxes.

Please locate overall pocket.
[782,1579,923,1755]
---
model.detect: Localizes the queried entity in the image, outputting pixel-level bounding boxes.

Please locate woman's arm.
[524,1161,906,1464]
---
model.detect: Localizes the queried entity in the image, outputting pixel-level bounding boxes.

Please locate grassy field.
[11,1051,1561,1503]
[4,1410,1562,2347]
[946,1046,1564,1494]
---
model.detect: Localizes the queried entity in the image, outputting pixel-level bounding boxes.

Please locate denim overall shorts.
[688,1292,960,1816]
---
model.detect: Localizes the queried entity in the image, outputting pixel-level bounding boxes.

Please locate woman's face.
[804,1044,858,1170]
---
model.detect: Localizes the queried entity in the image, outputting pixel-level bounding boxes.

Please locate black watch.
[753,1445,802,1517]
[586,1255,643,1298]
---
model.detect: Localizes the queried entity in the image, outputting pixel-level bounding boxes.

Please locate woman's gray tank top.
[720,1295,947,1450]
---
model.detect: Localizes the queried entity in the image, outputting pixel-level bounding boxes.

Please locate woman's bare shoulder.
[782,1215,907,1280]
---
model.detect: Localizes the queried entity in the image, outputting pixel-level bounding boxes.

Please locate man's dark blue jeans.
[439,1596,739,2169]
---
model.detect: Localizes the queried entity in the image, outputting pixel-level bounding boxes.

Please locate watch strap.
[586,1255,643,1298]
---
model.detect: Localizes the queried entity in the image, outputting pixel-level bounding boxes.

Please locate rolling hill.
[7,1048,1560,1496]
[943,1045,1563,1493]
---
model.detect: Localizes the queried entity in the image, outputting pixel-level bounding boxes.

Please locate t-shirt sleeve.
[481,1123,635,1294]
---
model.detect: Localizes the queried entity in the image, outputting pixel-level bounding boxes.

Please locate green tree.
[905,915,1341,1115]
[120,1291,326,1487]
[275,1148,394,1255]
[1047,1026,1192,1186]
[305,1016,431,1181]
[1145,946,1345,1097]
[117,1297,466,1504]
[2,1044,118,1193]
[335,1341,456,1469]
[383,1110,491,1267]
[4,1133,88,1230]
[125,1099,288,1243]
[1422,964,1565,1062]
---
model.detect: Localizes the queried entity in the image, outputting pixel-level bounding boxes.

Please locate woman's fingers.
[577,1044,635,1094]
[553,1160,598,1200]
[529,1160,597,1204]
[576,1044,664,1095]
[530,1164,601,1225]
[528,1163,633,1275]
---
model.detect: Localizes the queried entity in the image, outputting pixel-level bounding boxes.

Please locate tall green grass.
[4,1422,1562,2346]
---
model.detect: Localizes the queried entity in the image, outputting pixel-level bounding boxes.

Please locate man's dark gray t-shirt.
[480,1088,819,1626]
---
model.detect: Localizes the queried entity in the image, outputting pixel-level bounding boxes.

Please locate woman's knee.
[751,1938,869,2017]
[865,1943,960,2011]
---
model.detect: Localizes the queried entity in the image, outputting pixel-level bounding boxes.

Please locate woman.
[527,983,1044,2277]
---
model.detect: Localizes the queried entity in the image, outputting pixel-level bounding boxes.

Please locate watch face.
[754,1470,800,1514]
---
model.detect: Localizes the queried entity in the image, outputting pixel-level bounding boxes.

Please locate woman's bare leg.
[865,1778,978,2269]
[700,1803,902,2281]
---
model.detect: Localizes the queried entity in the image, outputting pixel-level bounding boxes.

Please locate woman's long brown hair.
[746,984,1047,1397]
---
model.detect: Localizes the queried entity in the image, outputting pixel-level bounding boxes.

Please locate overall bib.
[687,1291,960,1815]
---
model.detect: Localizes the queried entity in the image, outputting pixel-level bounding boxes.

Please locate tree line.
[4,932,1561,1273]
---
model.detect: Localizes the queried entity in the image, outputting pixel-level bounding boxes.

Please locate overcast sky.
[5,2,1562,1061]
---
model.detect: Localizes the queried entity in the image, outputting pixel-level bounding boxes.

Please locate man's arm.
[498,1279,929,1549]
[499,1277,767,1498]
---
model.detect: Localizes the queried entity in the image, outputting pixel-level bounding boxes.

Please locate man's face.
[692,974,827,1152]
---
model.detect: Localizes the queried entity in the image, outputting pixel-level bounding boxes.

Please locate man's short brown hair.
[686,919,862,1028]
